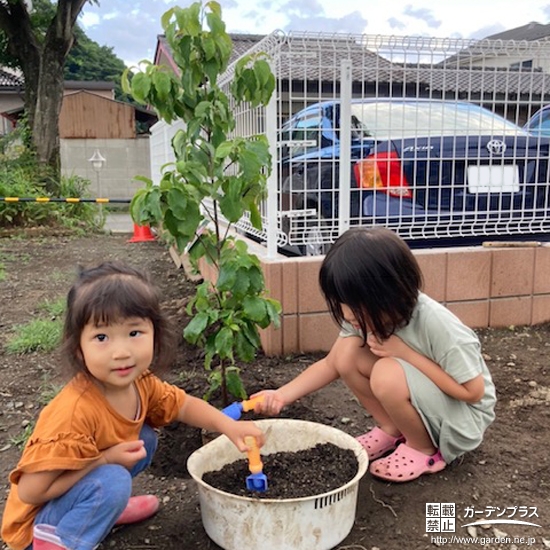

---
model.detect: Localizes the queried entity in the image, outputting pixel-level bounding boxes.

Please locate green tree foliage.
[123,1,281,405]
[0,0,92,177]
[0,0,130,102]
[64,27,132,102]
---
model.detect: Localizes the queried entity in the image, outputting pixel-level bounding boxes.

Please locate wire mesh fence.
[160,31,550,256]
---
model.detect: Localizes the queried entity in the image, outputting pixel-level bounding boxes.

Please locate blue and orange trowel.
[244,436,268,492]
[221,395,264,420]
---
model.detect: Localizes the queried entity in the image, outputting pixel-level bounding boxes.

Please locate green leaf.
[230,267,250,296]
[249,202,262,230]
[205,11,225,35]
[204,370,221,401]
[160,7,175,30]
[152,71,172,102]
[265,298,282,328]
[205,1,222,17]
[195,101,211,118]
[131,73,151,103]
[219,180,245,222]
[130,186,163,225]
[202,35,217,60]
[235,330,257,362]
[215,140,234,160]
[166,187,187,219]
[246,265,265,294]
[183,312,210,344]
[216,263,237,291]
[215,327,234,360]
[243,296,268,323]
[226,368,247,400]
[241,320,261,349]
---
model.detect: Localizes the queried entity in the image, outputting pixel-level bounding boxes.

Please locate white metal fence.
[219,32,550,256]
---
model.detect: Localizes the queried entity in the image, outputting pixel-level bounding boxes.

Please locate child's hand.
[102,440,147,470]
[367,333,408,358]
[250,389,286,416]
[223,420,265,453]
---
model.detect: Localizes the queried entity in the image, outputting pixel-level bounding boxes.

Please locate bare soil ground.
[1,233,549,550]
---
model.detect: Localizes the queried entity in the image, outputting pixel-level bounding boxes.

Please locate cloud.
[79,1,170,65]
[277,0,367,33]
[467,23,506,40]
[281,0,324,17]
[403,4,441,29]
[283,11,367,33]
[387,17,407,31]
[79,11,100,28]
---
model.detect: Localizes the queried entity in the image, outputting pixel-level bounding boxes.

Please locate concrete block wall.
[60,137,151,200]
[255,244,550,355]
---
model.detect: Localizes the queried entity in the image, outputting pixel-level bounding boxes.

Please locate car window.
[351,101,524,139]
[284,113,325,157]
[525,108,550,136]
[350,114,372,139]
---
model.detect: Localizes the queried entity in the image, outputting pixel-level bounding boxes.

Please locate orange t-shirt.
[1,372,186,550]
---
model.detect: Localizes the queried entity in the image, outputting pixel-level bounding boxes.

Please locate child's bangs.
[79,275,158,327]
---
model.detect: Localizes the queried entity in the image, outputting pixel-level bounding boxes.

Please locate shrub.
[124,0,281,404]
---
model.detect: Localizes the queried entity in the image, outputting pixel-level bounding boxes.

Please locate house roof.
[154,33,270,72]
[3,89,157,127]
[0,75,116,92]
[64,89,152,109]
[484,21,550,42]
[0,67,23,89]
[233,32,550,97]
[443,21,550,68]
[155,31,550,99]
[229,33,269,60]
[63,80,115,91]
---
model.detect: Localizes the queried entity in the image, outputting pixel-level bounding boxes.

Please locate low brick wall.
[175,240,550,356]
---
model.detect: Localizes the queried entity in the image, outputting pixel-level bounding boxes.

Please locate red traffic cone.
[128,224,156,243]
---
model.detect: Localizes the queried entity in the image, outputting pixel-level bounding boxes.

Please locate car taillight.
[354,151,413,199]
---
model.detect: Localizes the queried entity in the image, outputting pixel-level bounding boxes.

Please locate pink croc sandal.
[356,427,405,461]
[115,495,160,525]
[369,443,446,482]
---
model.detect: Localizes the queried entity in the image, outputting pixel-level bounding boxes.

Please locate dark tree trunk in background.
[0,0,88,185]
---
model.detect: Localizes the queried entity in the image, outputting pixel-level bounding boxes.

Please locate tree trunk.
[0,0,88,185]
[32,48,66,175]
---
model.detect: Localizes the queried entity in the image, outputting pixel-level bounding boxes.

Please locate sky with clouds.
[79,0,550,67]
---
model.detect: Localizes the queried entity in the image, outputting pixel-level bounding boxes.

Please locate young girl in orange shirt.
[2,262,264,550]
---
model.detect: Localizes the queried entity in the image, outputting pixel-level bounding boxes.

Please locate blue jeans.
[29,424,158,550]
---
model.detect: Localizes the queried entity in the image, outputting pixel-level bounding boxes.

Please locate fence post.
[265,59,279,259]
[338,58,352,236]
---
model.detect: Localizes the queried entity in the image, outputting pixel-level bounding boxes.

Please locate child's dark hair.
[61,262,176,377]
[319,227,423,341]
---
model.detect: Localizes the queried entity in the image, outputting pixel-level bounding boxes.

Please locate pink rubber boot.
[115,495,160,525]
[33,524,67,550]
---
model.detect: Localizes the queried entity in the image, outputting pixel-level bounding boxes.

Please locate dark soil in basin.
[202,443,358,499]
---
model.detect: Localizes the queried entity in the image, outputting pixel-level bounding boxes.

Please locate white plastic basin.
[187,418,369,550]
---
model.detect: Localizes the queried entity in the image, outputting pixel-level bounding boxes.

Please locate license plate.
[467,165,519,193]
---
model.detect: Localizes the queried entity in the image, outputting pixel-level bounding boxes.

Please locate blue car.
[524,105,550,137]
[279,98,550,255]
